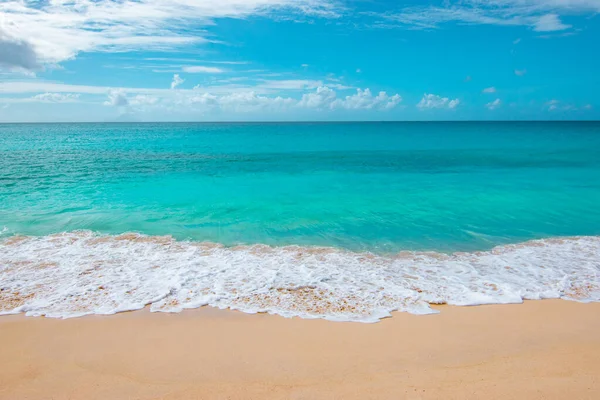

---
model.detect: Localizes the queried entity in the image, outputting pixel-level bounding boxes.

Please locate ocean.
[1,122,599,321]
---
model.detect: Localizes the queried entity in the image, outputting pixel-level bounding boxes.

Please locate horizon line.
[1,120,599,124]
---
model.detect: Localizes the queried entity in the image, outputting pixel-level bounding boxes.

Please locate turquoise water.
[1,122,600,253]
[1,122,600,321]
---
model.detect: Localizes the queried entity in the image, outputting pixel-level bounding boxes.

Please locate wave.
[1,231,599,322]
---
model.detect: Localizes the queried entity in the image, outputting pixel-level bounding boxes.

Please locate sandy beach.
[0,300,599,400]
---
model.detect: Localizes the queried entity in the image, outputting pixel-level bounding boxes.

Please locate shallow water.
[1,122,599,320]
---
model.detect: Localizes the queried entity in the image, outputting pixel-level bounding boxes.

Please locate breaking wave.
[1,231,599,322]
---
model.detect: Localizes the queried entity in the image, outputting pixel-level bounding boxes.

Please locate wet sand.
[1,300,599,400]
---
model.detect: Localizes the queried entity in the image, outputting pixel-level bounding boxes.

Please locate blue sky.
[0,0,599,122]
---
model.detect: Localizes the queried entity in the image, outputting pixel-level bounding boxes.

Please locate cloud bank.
[169,86,403,113]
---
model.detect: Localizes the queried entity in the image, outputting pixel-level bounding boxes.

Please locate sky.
[0,0,599,122]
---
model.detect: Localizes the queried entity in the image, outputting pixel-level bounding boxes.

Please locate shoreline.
[2,232,599,321]
[3,229,598,253]
[1,300,599,399]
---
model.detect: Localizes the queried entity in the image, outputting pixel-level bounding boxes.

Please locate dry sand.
[1,300,599,400]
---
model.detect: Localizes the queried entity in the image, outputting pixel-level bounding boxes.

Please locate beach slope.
[1,300,599,400]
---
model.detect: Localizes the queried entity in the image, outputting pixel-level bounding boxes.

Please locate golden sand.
[0,300,599,400]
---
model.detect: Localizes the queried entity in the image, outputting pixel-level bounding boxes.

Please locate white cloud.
[0,0,340,69]
[298,86,337,109]
[513,38,522,44]
[333,89,402,110]
[417,94,460,109]
[374,0,597,32]
[103,91,160,110]
[211,92,296,112]
[186,86,402,113]
[298,87,402,110]
[187,93,219,107]
[32,93,80,103]
[448,99,460,109]
[2,80,401,115]
[583,104,593,110]
[483,87,497,93]
[186,86,403,112]
[104,89,129,107]
[0,79,402,113]
[356,68,362,73]
[182,66,225,73]
[532,13,571,31]
[486,98,502,110]
[515,69,527,76]
[171,74,185,89]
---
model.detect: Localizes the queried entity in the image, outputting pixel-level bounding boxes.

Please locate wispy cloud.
[145,58,248,65]
[0,92,80,103]
[532,14,571,31]
[0,78,342,96]
[370,0,598,32]
[32,93,80,103]
[182,66,225,74]
[547,100,560,109]
[0,0,341,70]
[258,79,328,90]
[486,98,502,110]
[515,69,527,76]
[0,81,128,95]
[483,87,497,93]
[545,99,585,111]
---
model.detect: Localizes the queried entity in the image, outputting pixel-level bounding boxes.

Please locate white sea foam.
[1,231,599,322]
